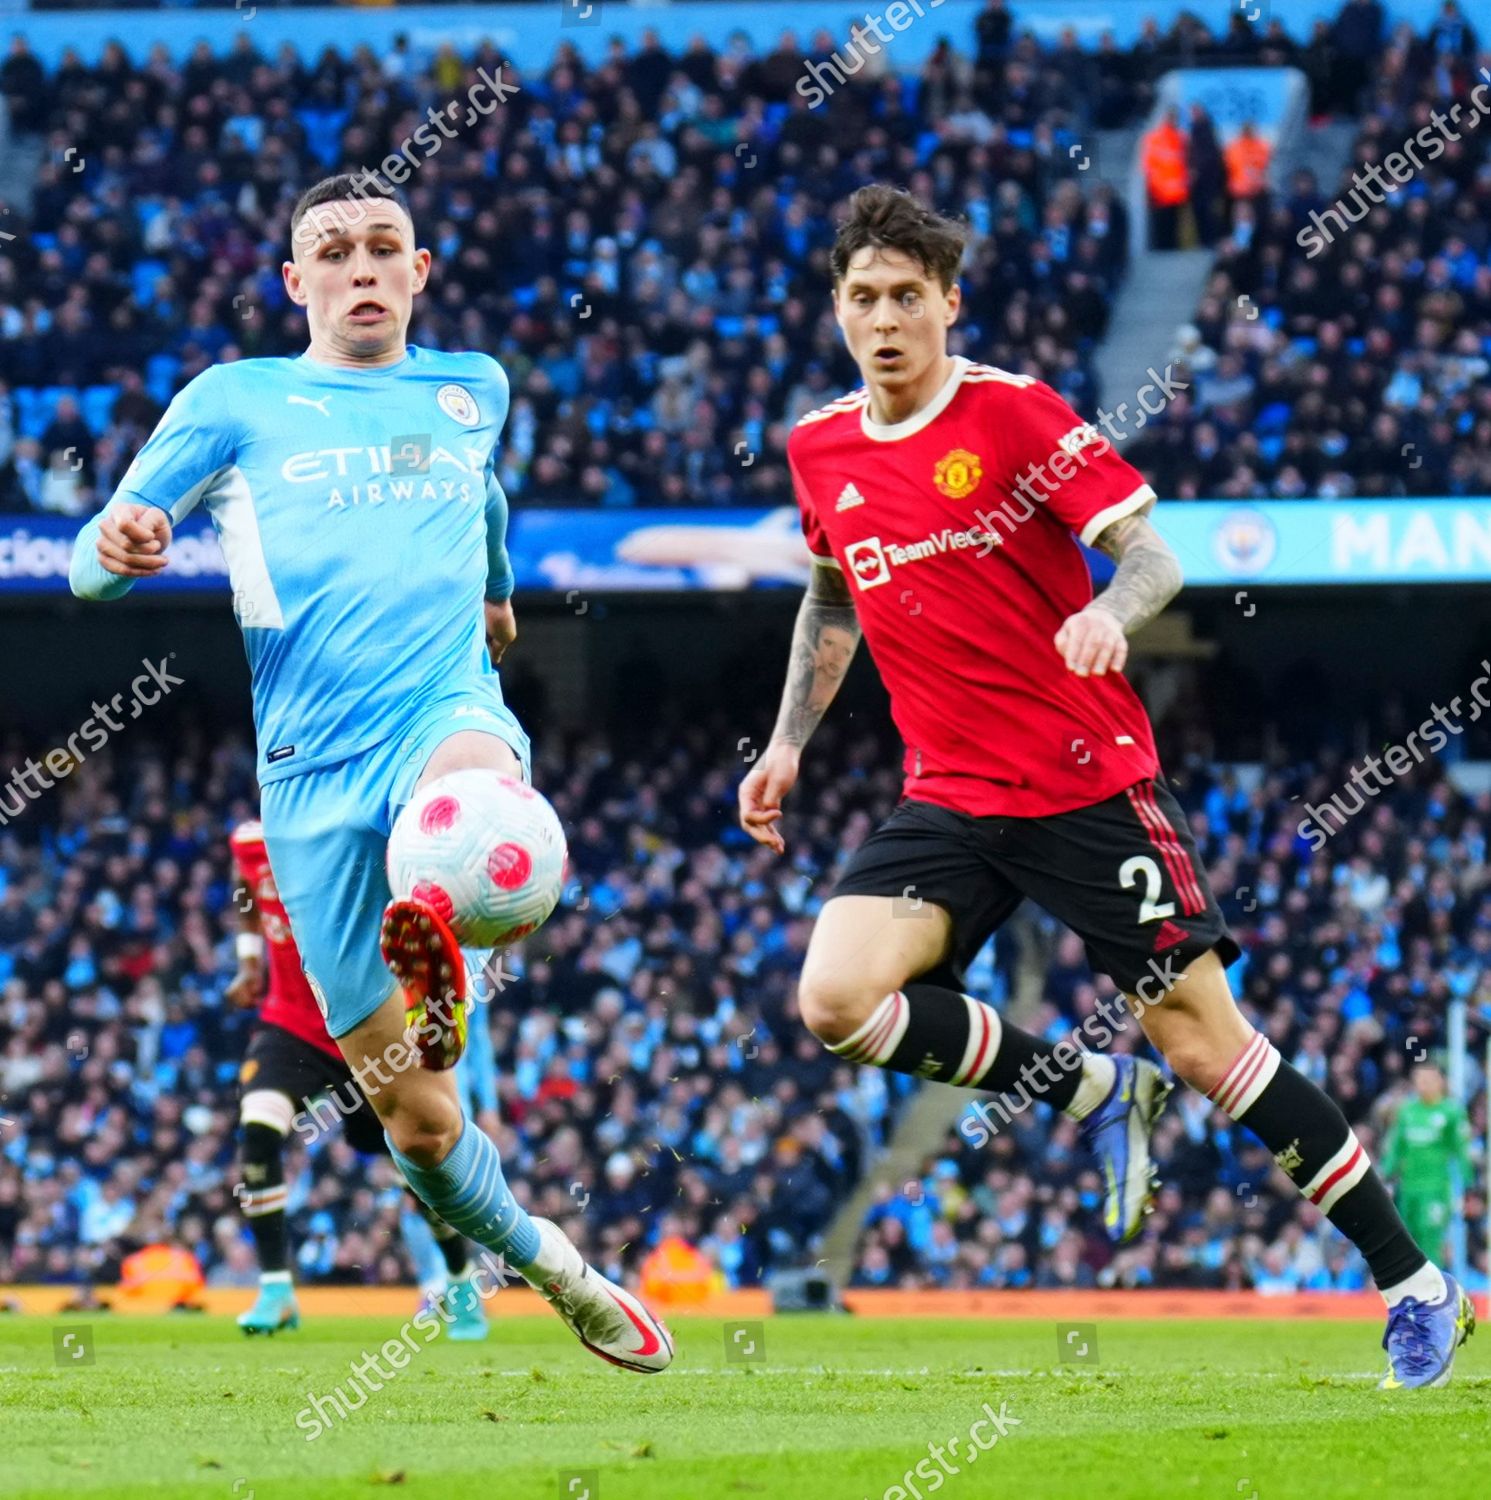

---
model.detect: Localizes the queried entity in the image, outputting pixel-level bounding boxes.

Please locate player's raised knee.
[797,967,883,1047]
[382,1096,462,1167]
[1149,1030,1227,1094]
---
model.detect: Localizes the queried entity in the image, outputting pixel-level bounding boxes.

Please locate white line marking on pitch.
[475,1366,1398,1380]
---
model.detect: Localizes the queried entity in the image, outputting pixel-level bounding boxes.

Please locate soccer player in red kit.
[228,819,486,1339]
[738,185,1471,1388]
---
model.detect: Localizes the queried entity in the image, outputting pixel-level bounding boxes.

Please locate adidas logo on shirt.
[835,482,866,511]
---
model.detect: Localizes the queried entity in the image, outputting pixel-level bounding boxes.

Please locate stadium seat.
[145,354,182,407]
[81,386,121,438]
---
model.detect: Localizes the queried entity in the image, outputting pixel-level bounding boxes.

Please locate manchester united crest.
[1273,1139,1304,1175]
[934,448,982,499]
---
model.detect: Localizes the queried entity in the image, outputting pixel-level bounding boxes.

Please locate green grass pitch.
[2,1314,1486,1499]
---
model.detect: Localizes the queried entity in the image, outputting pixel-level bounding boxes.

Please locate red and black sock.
[239,1122,289,1273]
[1207,1032,1426,1290]
[826,980,1085,1112]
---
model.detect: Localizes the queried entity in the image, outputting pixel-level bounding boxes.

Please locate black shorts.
[832,776,1240,997]
[239,1023,388,1155]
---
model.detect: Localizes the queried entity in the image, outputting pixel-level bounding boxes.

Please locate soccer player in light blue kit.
[69,175,673,1373]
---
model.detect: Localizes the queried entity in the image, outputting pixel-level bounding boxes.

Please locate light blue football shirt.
[70,346,517,786]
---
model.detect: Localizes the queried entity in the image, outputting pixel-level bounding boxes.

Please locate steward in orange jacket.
[1142,109,1189,207]
[1225,122,1272,198]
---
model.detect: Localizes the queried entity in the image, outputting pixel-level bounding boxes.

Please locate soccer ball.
[386,769,567,949]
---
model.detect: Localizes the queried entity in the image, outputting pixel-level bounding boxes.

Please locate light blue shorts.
[260,681,531,1040]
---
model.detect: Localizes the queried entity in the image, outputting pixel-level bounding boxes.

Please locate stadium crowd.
[0,7,1135,516]
[1,6,1484,510]
[1,688,1486,1295]
[1128,20,1491,501]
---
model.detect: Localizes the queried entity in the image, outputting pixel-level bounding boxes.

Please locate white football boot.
[523,1217,674,1373]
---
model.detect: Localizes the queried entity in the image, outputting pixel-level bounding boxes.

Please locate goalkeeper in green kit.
[1382,1063,1475,1264]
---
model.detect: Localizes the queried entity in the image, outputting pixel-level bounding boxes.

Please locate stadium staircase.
[1076,120,1220,435]
[817,1081,973,1278]
[1290,119,1361,207]
[1090,116,1215,440]
[1091,248,1215,435]
[0,112,44,218]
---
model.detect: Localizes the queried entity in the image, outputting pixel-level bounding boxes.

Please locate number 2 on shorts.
[1119,855,1176,924]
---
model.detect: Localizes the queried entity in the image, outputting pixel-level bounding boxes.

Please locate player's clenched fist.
[484,597,517,665]
[1054,604,1128,678]
[96,502,172,578]
[224,966,262,1008]
[738,740,801,854]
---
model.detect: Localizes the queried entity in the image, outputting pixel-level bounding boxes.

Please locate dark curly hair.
[829,184,969,293]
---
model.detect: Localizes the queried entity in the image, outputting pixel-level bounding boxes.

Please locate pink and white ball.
[387,770,567,949]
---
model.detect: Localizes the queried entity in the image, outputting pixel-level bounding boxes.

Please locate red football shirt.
[787,357,1161,818]
[229,820,341,1059]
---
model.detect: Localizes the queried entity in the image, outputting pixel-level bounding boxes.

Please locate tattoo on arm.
[1089,512,1183,635]
[771,562,862,748]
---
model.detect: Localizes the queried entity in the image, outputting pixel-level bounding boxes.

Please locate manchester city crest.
[437,383,480,427]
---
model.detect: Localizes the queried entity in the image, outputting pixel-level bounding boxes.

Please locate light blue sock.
[398,1202,446,1292]
[389,1117,541,1269]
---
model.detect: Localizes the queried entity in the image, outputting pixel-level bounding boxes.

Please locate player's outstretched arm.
[71,365,233,602]
[738,560,861,852]
[1055,509,1183,677]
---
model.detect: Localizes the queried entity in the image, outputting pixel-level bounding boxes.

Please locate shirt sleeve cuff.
[810,551,842,569]
[68,512,136,601]
[1078,485,1157,548]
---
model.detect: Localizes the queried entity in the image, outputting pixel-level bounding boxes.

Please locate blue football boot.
[1078,1055,1171,1243]
[443,1269,491,1342]
[1379,1272,1476,1389]
[237,1279,300,1335]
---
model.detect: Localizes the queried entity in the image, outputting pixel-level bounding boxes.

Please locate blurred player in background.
[1383,1062,1475,1268]
[228,819,488,1340]
[71,173,672,1372]
[739,183,1474,1389]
